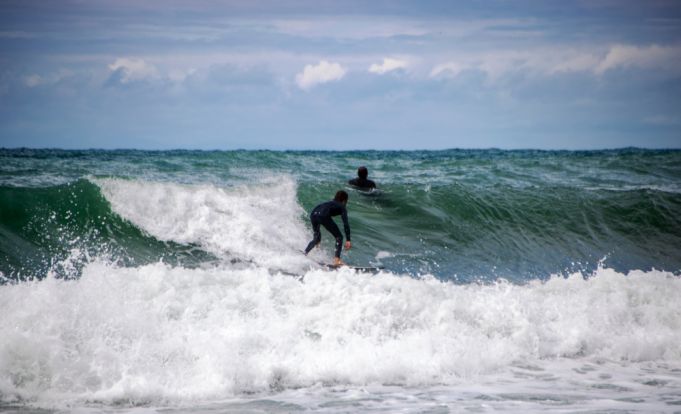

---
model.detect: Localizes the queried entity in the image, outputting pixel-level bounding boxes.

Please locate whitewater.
[1,149,681,413]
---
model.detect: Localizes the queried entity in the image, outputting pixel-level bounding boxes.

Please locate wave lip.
[0,262,680,405]
[0,179,221,280]
[95,177,310,270]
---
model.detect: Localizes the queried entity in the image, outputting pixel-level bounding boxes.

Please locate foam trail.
[1,262,680,406]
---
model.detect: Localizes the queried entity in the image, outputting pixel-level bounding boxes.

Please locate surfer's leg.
[304,217,322,254]
[321,218,343,258]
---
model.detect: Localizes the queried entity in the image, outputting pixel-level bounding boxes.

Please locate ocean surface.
[1,148,680,413]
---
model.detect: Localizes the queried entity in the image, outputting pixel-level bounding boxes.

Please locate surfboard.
[321,263,384,274]
[301,251,383,274]
[347,186,382,197]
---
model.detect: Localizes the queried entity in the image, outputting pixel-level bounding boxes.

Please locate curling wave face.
[96,176,311,271]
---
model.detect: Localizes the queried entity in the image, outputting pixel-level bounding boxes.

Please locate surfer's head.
[334,190,349,205]
[357,166,368,179]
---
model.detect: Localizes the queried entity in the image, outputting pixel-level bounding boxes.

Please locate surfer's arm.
[341,208,351,242]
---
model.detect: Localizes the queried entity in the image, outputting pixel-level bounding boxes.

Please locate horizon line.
[2,146,680,153]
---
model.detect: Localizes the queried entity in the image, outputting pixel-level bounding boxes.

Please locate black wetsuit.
[304,200,351,258]
[348,177,376,190]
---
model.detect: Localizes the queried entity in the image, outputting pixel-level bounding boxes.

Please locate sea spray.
[1,260,680,405]
[96,176,310,270]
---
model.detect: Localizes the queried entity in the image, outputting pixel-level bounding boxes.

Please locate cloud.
[21,70,75,88]
[295,60,346,90]
[108,58,160,84]
[0,31,35,39]
[167,68,197,83]
[595,44,681,75]
[643,114,681,126]
[429,44,681,82]
[369,58,408,75]
[430,51,541,81]
[23,74,44,88]
[549,53,601,74]
[270,18,428,40]
[430,62,467,78]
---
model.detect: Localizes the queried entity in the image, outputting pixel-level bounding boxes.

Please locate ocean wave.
[2,149,681,281]
[584,184,681,194]
[94,176,312,270]
[0,179,217,280]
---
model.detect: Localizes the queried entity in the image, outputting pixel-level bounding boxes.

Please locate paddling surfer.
[348,166,376,190]
[304,190,352,266]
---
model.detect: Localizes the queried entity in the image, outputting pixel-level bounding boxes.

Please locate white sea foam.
[1,261,680,407]
[94,176,314,270]
[375,251,392,260]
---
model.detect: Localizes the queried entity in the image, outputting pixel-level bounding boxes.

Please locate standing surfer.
[348,166,377,190]
[304,190,352,266]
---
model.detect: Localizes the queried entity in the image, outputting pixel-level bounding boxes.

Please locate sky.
[0,0,680,150]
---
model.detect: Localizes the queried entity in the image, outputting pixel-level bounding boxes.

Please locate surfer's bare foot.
[333,257,345,267]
